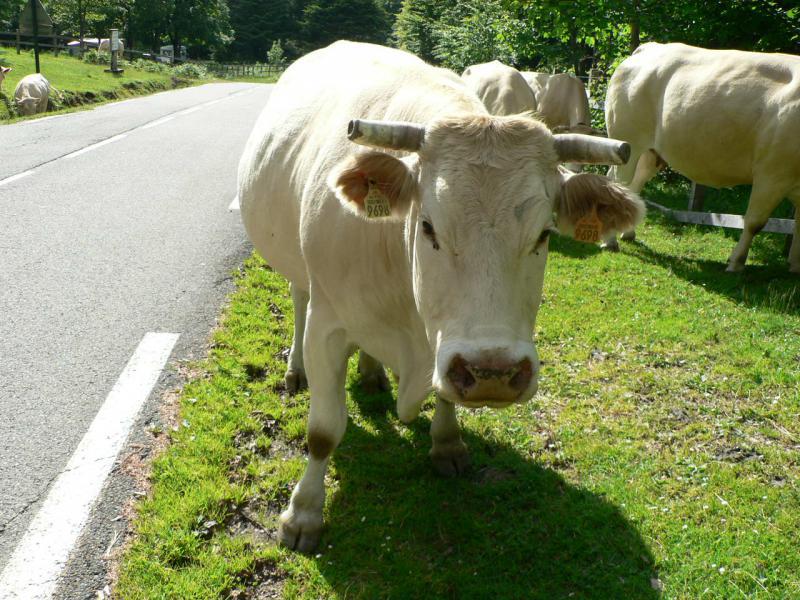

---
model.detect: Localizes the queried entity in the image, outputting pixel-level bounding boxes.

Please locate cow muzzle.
[435,344,539,408]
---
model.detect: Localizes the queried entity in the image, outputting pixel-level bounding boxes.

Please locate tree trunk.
[630,0,641,53]
[79,0,85,52]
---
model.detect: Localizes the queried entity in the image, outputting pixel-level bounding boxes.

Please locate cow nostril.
[508,358,533,392]
[447,355,476,396]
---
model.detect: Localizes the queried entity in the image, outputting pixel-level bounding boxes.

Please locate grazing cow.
[14,74,50,116]
[605,42,800,271]
[98,38,125,57]
[461,60,537,116]
[521,72,595,135]
[238,41,644,552]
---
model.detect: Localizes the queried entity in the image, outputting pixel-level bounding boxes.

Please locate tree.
[225,0,296,61]
[301,0,391,50]
[130,0,232,57]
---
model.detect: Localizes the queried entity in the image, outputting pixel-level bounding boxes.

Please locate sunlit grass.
[115,189,800,599]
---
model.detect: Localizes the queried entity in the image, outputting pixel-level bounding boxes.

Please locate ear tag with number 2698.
[573,207,603,242]
[364,180,392,219]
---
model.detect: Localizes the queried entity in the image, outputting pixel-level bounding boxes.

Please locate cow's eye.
[421,220,439,250]
[531,228,553,254]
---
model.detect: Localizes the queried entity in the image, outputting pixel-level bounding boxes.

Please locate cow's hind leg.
[429,396,470,476]
[357,351,391,394]
[278,296,351,552]
[602,149,662,249]
[727,184,786,272]
[285,283,309,393]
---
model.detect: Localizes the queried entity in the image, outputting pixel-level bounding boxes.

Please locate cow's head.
[15,94,38,115]
[0,66,11,87]
[329,115,643,409]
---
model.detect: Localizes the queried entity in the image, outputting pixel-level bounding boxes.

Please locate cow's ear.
[555,172,645,242]
[328,150,417,221]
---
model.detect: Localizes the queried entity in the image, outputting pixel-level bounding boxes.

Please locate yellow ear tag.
[573,207,603,243]
[364,180,392,219]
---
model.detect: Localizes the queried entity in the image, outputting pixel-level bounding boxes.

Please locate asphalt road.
[0,82,273,598]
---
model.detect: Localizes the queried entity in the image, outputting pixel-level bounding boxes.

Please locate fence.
[201,62,283,78]
[0,31,71,55]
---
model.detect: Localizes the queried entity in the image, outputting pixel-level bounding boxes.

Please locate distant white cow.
[461,60,537,116]
[521,72,595,135]
[0,66,11,89]
[98,38,125,57]
[14,73,50,115]
[238,41,643,552]
[605,42,800,272]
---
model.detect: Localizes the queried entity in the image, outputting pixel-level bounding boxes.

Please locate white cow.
[0,66,11,88]
[461,60,537,116]
[98,38,125,57]
[521,72,595,135]
[14,73,50,115]
[605,42,800,271]
[238,41,644,552]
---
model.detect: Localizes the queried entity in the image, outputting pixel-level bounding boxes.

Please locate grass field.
[0,48,183,120]
[114,178,799,599]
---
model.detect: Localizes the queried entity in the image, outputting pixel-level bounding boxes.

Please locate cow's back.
[462,61,537,116]
[238,41,484,289]
[535,73,591,131]
[606,42,800,187]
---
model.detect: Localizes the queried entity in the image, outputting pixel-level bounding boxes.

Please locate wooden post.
[16,29,20,54]
[31,0,40,73]
[783,206,797,258]
[688,182,706,211]
[52,33,58,55]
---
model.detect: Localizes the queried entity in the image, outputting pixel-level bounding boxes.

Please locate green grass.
[0,49,183,121]
[115,180,800,599]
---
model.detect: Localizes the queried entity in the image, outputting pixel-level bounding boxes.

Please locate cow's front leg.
[284,283,309,393]
[727,184,784,272]
[429,396,470,477]
[278,301,350,552]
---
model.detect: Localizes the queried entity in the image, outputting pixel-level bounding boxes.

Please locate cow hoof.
[284,369,307,394]
[359,367,391,394]
[621,230,636,241]
[600,239,620,252]
[430,442,471,477]
[278,509,322,553]
[725,262,744,273]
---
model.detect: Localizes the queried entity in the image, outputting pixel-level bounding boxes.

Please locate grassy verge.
[0,49,197,121]
[115,181,800,599]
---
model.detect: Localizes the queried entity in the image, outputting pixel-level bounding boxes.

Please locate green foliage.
[301,0,391,50]
[129,57,171,73]
[266,39,285,66]
[81,48,110,64]
[172,61,208,78]
[224,0,296,61]
[399,0,800,75]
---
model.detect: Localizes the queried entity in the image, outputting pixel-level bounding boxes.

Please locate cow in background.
[238,41,644,552]
[605,42,800,271]
[0,66,11,89]
[521,72,596,135]
[461,60,537,116]
[14,73,50,115]
[98,38,125,57]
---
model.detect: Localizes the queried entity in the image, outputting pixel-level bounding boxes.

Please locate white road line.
[0,170,35,187]
[228,195,240,211]
[62,133,128,160]
[141,115,175,130]
[177,105,202,116]
[0,332,180,600]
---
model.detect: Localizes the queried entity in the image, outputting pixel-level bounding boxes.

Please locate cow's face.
[330,115,644,408]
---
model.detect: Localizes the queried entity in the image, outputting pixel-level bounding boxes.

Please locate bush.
[129,58,170,74]
[82,49,110,65]
[172,62,208,79]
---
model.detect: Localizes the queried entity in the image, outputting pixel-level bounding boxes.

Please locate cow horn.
[347,119,425,152]
[553,133,631,165]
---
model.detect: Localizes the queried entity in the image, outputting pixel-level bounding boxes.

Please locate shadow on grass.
[622,231,800,316]
[313,386,658,599]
